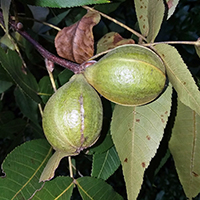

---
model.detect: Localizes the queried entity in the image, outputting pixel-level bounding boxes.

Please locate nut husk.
[42,74,103,155]
[84,44,166,106]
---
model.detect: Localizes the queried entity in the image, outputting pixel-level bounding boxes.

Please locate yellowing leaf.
[96,32,135,54]
[134,0,149,37]
[147,0,165,42]
[166,0,179,19]
[111,84,172,200]
[134,0,165,42]
[169,100,200,199]
[39,151,73,182]
[155,44,200,116]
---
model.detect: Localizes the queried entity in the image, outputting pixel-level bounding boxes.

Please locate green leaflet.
[76,176,123,200]
[32,177,74,199]
[111,84,172,200]
[134,0,165,42]
[0,139,52,199]
[155,44,200,117]
[91,146,120,180]
[0,47,41,103]
[169,100,200,199]
[18,0,110,8]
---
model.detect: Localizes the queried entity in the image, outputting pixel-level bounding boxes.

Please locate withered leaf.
[96,32,135,54]
[55,10,100,64]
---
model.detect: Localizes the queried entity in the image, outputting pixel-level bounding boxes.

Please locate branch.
[0,11,82,73]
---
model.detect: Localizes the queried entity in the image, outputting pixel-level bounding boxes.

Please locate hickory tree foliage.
[0,0,200,199]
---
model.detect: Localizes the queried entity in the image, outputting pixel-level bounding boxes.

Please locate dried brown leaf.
[55,10,100,64]
[97,32,135,54]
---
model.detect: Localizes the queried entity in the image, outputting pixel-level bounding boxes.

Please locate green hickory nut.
[42,74,103,155]
[83,44,166,106]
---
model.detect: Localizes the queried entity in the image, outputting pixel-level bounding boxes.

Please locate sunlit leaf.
[39,151,72,182]
[134,0,164,42]
[18,0,110,8]
[147,0,165,42]
[0,139,52,200]
[55,10,100,63]
[111,84,172,200]
[96,32,135,54]
[0,47,40,103]
[166,0,179,19]
[32,176,74,199]
[169,100,200,199]
[91,146,120,180]
[134,0,149,37]
[76,176,123,200]
[155,44,200,117]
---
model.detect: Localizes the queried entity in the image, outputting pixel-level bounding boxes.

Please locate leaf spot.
[143,25,145,29]
[124,158,128,163]
[161,118,165,123]
[161,114,164,117]
[165,111,168,115]
[141,162,146,168]
[192,171,199,177]
[136,119,140,122]
[139,15,143,19]
[146,135,151,140]
[183,82,186,85]
[31,159,35,164]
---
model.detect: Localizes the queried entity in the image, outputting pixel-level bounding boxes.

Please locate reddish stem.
[0,11,83,73]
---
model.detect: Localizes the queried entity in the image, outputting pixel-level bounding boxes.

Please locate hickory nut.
[84,44,166,106]
[42,74,103,155]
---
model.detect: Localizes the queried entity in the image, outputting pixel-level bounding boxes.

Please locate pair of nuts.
[42,44,166,155]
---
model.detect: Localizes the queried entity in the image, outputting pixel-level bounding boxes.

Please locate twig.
[82,5,147,42]
[0,11,82,73]
[68,156,74,178]
[143,40,199,46]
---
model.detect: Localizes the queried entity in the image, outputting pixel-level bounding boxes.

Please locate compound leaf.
[155,44,200,116]
[0,139,52,200]
[111,84,172,200]
[169,100,200,199]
